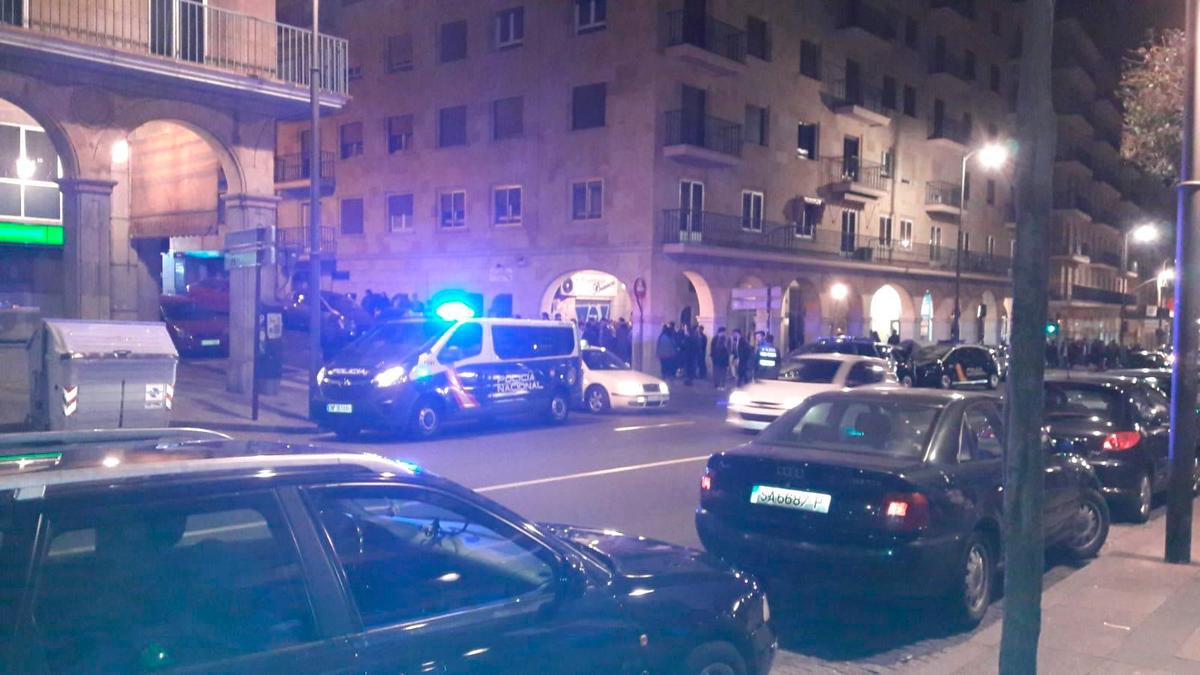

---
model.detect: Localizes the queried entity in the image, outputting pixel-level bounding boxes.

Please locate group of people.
[655,322,775,389]
[575,316,635,363]
[359,289,424,318]
[1045,338,1144,370]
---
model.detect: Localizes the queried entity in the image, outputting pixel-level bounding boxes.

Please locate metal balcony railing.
[662,9,746,63]
[0,0,349,96]
[926,181,963,208]
[929,117,971,144]
[664,109,743,157]
[1093,251,1122,268]
[837,0,896,41]
[828,79,892,115]
[659,209,1013,278]
[826,157,889,191]
[275,151,335,183]
[277,225,336,255]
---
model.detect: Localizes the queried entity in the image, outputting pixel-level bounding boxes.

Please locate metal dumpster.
[28,319,179,430]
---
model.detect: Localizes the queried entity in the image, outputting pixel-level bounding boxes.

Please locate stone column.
[60,178,117,320]
[222,193,279,394]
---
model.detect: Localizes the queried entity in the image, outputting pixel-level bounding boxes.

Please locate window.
[746,16,770,60]
[33,493,315,671]
[989,64,1001,93]
[840,209,858,254]
[571,179,603,220]
[961,231,971,252]
[744,105,768,146]
[991,10,1002,36]
[964,50,976,80]
[903,85,917,117]
[571,83,606,130]
[797,122,819,160]
[575,0,606,34]
[986,235,996,258]
[308,486,554,628]
[493,96,524,139]
[442,322,483,360]
[387,193,414,232]
[879,215,894,247]
[881,148,895,177]
[882,76,897,110]
[496,7,524,48]
[799,40,822,79]
[387,34,413,71]
[741,190,764,232]
[387,114,413,153]
[846,362,888,387]
[795,200,820,238]
[904,16,918,48]
[961,406,1004,461]
[340,197,364,234]
[493,185,522,225]
[437,105,468,147]
[439,190,466,229]
[492,325,576,359]
[930,224,943,250]
[986,179,996,205]
[899,218,914,248]
[339,122,363,159]
[440,20,467,63]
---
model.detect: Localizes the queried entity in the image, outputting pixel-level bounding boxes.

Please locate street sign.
[224,247,274,270]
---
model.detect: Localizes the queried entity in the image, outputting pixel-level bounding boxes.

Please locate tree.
[1120,28,1186,182]
[1000,0,1056,672]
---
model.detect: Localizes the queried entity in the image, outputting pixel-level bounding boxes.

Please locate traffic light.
[1045,321,1059,336]
[428,289,483,322]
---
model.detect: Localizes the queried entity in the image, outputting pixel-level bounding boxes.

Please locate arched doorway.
[729,274,767,337]
[869,284,904,342]
[680,270,716,332]
[540,269,633,324]
[919,291,936,342]
[781,278,822,351]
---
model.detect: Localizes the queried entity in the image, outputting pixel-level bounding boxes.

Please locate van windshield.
[344,321,449,360]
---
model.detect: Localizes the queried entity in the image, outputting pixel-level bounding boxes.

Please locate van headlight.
[729,390,750,406]
[372,366,407,388]
[316,367,328,384]
[783,397,804,409]
[615,380,642,397]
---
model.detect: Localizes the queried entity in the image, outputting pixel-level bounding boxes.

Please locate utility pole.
[307,0,323,408]
[1165,0,1200,565]
[1000,0,1055,672]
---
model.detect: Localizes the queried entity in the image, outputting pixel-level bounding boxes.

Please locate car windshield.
[1044,384,1121,421]
[913,344,953,363]
[777,359,841,383]
[762,398,942,458]
[161,302,224,322]
[583,349,629,370]
[324,293,359,314]
[344,321,448,359]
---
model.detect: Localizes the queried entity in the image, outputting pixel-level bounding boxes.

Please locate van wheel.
[948,531,993,627]
[409,399,442,439]
[683,641,746,675]
[546,391,570,425]
[585,385,611,413]
[1060,490,1109,560]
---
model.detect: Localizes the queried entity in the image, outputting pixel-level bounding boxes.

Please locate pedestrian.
[615,318,632,363]
[681,326,696,386]
[541,311,550,320]
[734,330,754,386]
[710,327,730,389]
[870,329,881,344]
[1106,340,1122,370]
[887,329,901,346]
[756,333,780,380]
[656,324,677,380]
[1090,338,1106,370]
[695,325,708,379]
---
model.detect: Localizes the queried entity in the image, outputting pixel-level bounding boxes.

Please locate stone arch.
[539,268,634,324]
[782,277,823,351]
[121,116,246,196]
[868,283,916,342]
[820,279,865,337]
[0,93,79,181]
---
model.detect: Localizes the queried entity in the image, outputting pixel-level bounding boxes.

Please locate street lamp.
[830,282,849,334]
[952,141,1012,342]
[1119,223,1164,345]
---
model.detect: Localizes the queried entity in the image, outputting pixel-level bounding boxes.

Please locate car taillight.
[881,492,930,531]
[700,472,713,491]
[1102,431,1141,452]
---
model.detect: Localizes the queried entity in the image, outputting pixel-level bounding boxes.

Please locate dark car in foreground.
[0,429,774,674]
[160,294,229,356]
[696,388,1109,626]
[901,343,1001,390]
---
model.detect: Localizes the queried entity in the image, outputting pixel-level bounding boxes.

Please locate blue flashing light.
[395,460,423,474]
[434,300,476,322]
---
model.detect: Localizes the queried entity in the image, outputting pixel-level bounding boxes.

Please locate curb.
[170,420,319,436]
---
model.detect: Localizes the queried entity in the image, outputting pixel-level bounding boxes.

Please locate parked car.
[696,388,1110,627]
[1042,374,1193,522]
[727,354,895,431]
[0,429,775,674]
[987,344,1010,381]
[580,346,669,412]
[903,343,1002,389]
[786,336,893,361]
[1106,368,1175,397]
[284,290,374,355]
[1123,349,1171,370]
[159,294,229,356]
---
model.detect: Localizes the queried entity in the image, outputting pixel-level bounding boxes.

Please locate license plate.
[749,485,832,514]
[200,339,221,347]
[326,403,354,414]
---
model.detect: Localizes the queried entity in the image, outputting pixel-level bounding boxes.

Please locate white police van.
[312,318,582,439]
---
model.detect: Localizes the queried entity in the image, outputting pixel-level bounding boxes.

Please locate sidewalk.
[170,360,316,434]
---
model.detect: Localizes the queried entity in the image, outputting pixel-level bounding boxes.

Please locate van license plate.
[749,485,831,514]
[326,403,353,414]
[201,339,221,347]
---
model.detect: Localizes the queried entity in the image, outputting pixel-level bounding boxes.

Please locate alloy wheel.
[1137,474,1152,520]
[698,665,737,675]
[1069,501,1102,550]
[963,543,990,616]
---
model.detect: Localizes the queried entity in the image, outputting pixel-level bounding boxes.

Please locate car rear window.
[1044,383,1122,421]
[492,325,576,359]
[762,399,942,458]
[777,359,840,383]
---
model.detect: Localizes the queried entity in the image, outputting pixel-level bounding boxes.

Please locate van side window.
[441,323,483,362]
[491,325,576,360]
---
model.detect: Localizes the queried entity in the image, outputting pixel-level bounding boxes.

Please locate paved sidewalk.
[171,360,316,434]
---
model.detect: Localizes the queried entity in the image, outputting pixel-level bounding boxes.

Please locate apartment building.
[0,0,348,392]
[277,0,1159,364]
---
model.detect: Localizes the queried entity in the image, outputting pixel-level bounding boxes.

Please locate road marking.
[476,455,710,493]
[613,420,695,432]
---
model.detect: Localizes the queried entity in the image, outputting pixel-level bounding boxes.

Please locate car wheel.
[1127,471,1153,523]
[408,399,442,440]
[987,374,1001,390]
[546,391,570,425]
[683,641,747,675]
[585,385,611,413]
[1060,490,1110,560]
[940,374,954,389]
[901,375,914,388]
[950,532,993,627]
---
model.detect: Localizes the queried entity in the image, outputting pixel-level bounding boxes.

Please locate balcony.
[661,9,746,76]
[1055,142,1093,171]
[1054,189,1095,220]
[928,117,971,149]
[1069,285,1134,306]
[925,181,963,216]
[0,0,348,110]
[827,79,892,126]
[277,225,337,257]
[663,109,742,168]
[275,151,335,197]
[835,0,896,47]
[1092,250,1122,269]
[928,52,973,86]
[825,157,889,202]
[930,0,977,20]
[659,209,1011,278]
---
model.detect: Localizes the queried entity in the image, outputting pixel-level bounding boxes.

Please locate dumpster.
[28,319,179,430]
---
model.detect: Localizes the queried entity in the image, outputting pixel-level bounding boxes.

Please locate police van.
[311,318,582,439]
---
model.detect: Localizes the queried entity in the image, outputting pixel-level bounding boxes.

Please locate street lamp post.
[307,0,323,408]
[1119,223,1161,346]
[952,142,1010,342]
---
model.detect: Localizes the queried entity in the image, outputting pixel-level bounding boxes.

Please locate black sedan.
[901,343,1002,390]
[695,388,1109,626]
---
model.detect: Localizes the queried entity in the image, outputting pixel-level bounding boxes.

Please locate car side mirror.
[439,345,463,364]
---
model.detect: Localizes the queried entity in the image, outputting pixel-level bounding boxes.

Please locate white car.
[726,354,897,430]
[581,346,669,412]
